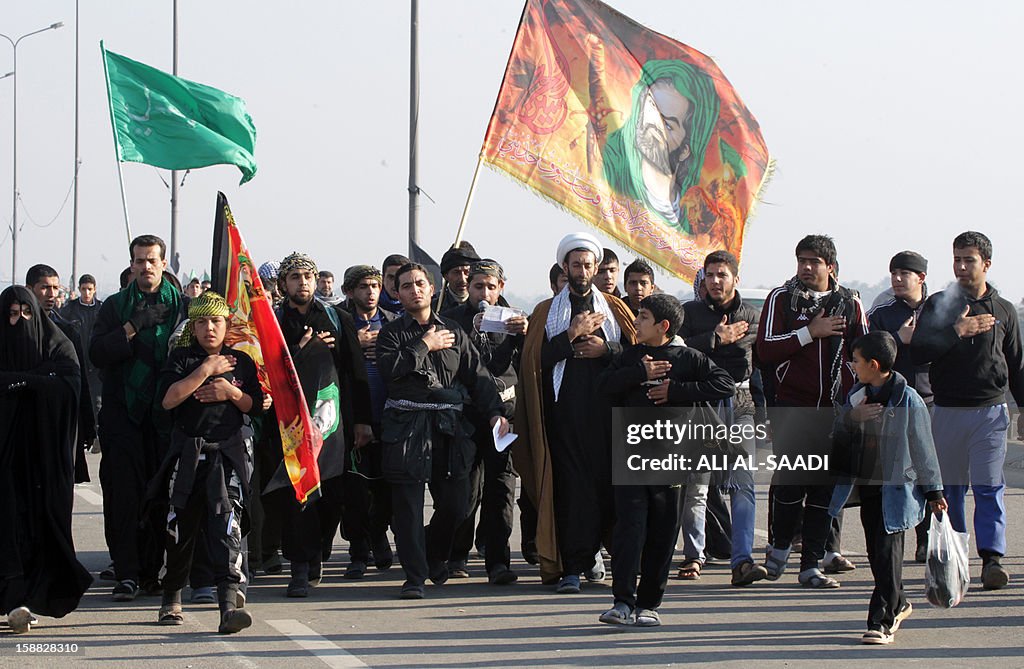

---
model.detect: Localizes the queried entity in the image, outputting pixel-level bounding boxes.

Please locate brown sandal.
[158,603,184,625]
[677,559,702,580]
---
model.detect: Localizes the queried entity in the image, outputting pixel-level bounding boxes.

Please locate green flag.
[101,42,257,184]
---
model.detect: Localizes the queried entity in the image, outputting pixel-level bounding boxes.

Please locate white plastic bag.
[925,511,971,608]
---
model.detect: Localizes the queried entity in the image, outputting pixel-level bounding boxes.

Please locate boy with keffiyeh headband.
[90,234,187,602]
[755,234,868,589]
[155,291,262,633]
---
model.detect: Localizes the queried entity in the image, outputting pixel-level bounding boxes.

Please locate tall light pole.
[0,21,64,286]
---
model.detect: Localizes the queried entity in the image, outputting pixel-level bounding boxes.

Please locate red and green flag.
[211,193,321,505]
[481,0,771,280]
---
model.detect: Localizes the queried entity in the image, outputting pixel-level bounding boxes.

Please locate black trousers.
[547,415,614,576]
[318,475,346,561]
[163,460,245,606]
[342,470,392,562]
[771,484,834,571]
[451,442,517,572]
[611,485,681,610]
[264,486,321,567]
[859,485,906,631]
[390,448,471,588]
[98,409,165,583]
[518,495,538,549]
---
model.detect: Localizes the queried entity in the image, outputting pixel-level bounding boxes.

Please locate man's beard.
[568,274,592,295]
[637,123,672,175]
[288,291,312,306]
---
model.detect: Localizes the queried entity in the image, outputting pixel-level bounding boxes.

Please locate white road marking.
[74,486,104,506]
[266,619,369,669]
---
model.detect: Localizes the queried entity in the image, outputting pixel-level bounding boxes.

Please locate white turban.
[556,232,603,265]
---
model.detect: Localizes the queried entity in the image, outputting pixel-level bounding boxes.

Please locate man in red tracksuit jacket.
[756,235,868,589]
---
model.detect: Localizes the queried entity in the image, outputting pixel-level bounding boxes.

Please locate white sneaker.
[586,551,606,582]
[8,607,32,634]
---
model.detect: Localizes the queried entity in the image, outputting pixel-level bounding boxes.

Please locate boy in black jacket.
[156,292,263,633]
[597,294,734,626]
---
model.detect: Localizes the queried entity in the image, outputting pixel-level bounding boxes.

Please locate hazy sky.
[2,1,1023,305]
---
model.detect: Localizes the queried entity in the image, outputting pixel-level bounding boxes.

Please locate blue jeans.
[729,415,757,568]
[679,477,709,561]
[932,405,1009,557]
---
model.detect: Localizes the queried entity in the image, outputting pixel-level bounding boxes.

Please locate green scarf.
[109,278,181,423]
[603,59,720,233]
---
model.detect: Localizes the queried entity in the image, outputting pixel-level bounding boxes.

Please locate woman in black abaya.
[0,287,92,633]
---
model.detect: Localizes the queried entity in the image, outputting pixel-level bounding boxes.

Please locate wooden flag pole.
[436,154,484,312]
[99,41,133,243]
[453,154,483,246]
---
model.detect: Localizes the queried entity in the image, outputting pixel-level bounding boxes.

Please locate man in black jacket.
[911,231,1024,590]
[90,235,186,601]
[867,250,933,561]
[269,252,373,596]
[27,264,96,483]
[62,273,104,424]
[339,265,399,579]
[680,250,767,586]
[377,263,508,599]
[444,260,526,585]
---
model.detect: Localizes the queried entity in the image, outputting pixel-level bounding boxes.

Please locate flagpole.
[169,0,179,265]
[407,0,419,258]
[453,155,483,246]
[99,41,132,242]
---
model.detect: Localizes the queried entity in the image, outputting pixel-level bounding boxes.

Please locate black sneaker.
[521,541,540,566]
[345,561,367,580]
[429,562,450,585]
[218,608,253,634]
[400,583,424,599]
[99,563,117,582]
[308,561,323,588]
[139,579,163,597]
[286,577,309,598]
[914,544,927,563]
[112,579,139,601]
[373,537,394,571]
[488,565,519,585]
[982,558,1009,590]
[262,552,283,575]
[448,560,470,579]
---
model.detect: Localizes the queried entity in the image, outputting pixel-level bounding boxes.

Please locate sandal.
[799,571,840,589]
[158,604,184,625]
[763,548,789,582]
[677,559,702,580]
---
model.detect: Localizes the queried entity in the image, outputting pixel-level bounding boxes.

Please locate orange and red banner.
[482,0,771,280]
[211,192,322,506]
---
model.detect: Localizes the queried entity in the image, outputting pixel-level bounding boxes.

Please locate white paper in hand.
[480,305,526,334]
[492,420,518,453]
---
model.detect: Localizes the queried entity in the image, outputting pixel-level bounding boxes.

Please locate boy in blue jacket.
[830,331,946,645]
[597,294,734,626]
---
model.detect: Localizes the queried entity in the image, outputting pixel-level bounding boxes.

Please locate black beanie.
[440,241,480,274]
[889,251,928,274]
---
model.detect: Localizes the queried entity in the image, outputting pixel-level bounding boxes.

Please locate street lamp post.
[0,21,64,287]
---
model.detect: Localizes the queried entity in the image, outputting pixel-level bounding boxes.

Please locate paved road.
[3,441,1024,668]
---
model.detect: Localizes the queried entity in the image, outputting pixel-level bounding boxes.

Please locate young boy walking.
[156,291,264,633]
[830,331,946,645]
[598,294,734,626]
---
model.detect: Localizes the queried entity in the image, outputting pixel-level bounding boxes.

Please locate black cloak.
[0,287,93,617]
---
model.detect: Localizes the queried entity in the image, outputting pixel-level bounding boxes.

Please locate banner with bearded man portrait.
[481,0,771,281]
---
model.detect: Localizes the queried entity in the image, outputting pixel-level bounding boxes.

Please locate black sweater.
[679,292,759,383]
[599,340,735,407]
[911,284,1023,408]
